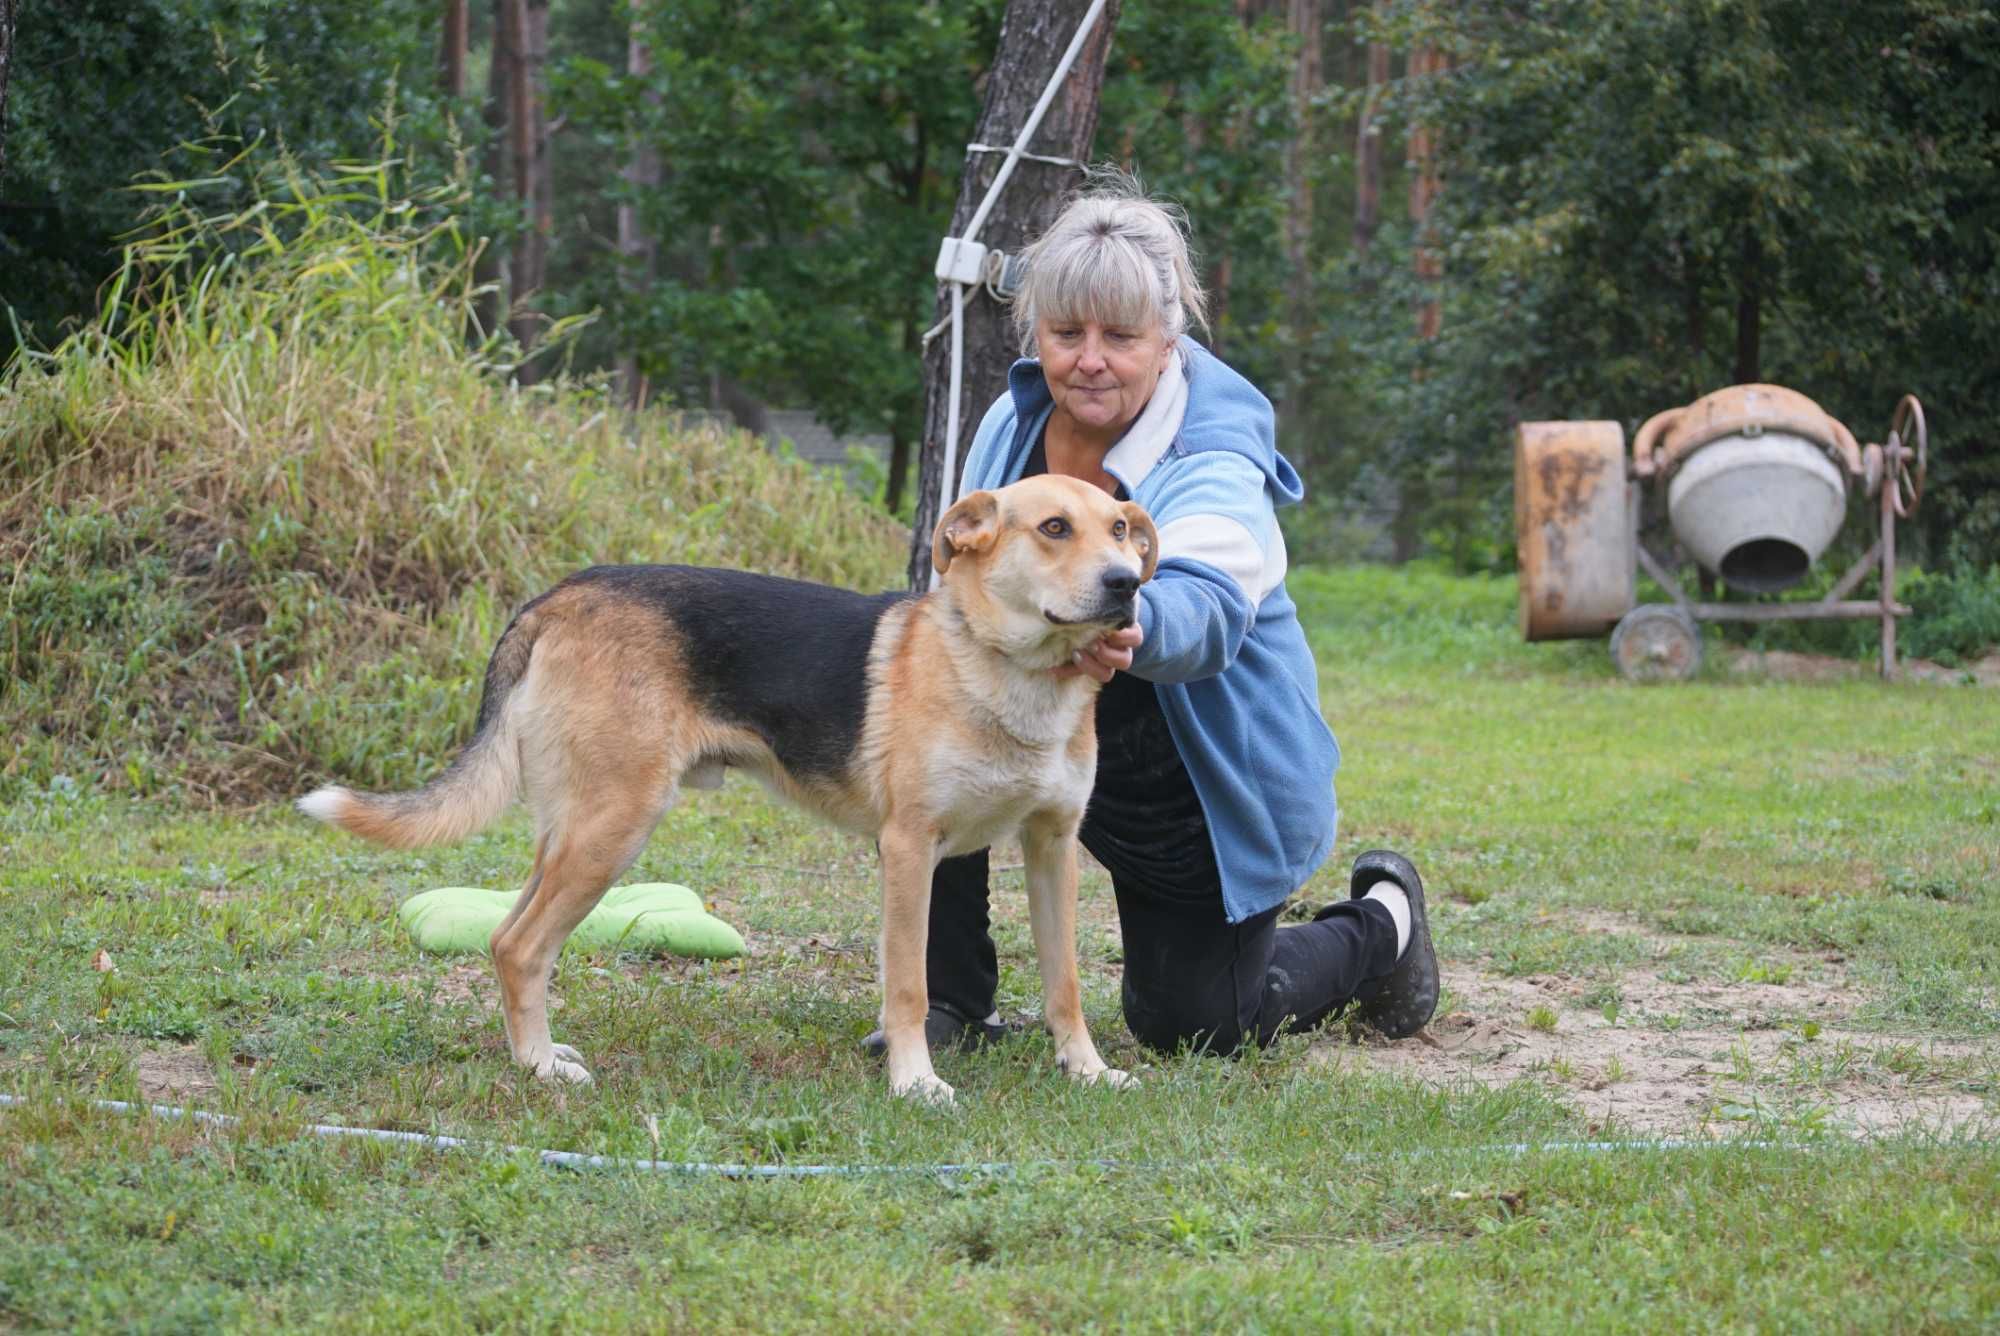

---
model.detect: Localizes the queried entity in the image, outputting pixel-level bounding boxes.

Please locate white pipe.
[3,1093,1969,1180]
[930,282,966,591]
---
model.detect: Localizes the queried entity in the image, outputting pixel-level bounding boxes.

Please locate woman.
[892,177,1436,1059]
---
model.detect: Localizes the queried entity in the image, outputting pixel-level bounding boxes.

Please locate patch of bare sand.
[431,959,497,1010]
[1313,913,1997,1137]
[1727,647,2000,686]
[134,1047,217,1102]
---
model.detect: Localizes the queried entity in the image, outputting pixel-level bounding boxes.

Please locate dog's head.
[932,475,1158,665]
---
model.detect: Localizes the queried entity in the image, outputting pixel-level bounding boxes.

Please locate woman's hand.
[1053,623,1143,683]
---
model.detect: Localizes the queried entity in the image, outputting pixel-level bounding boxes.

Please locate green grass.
[3,565,1997,1330]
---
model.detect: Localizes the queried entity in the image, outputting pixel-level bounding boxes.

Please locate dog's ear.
[932,491,1000,575]
[1121,501,1160,584]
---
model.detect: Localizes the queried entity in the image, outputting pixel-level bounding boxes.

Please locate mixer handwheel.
[1889,395,1926,519]
[1611,605,1703,683]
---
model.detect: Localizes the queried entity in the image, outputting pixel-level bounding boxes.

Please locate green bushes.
[1901,565,2000,665]
[0,147,904,804]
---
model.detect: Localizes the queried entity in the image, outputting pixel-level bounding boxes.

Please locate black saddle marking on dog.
[564,565,912,781]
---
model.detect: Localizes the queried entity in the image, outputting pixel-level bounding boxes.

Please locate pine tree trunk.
[1407,44,1443,341]
[616,0,660,409]
[1283,0,1323,404]
[1683,245,1706,397]
[473,0,508,343]
[1353,32,1389,256]
[0,0,17,181]
[440,0,468,98]
[506,0,551,379]
[1284,0,1321,282]
[1182,99,1222,353]
[1733,230,1762,384]
[906,0,1121,588]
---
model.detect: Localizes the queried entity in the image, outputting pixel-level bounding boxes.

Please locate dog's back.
[560,565,912,783]
[301,565,916,846]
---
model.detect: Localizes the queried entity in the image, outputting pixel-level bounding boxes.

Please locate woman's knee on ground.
[1122,982,1255,1058]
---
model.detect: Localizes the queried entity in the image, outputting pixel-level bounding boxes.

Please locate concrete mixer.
[1514,385,1928,681]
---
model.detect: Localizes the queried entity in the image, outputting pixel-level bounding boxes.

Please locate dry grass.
[1,139,904,803]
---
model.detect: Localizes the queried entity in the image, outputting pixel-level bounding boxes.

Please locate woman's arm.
[1125,452,1284,684]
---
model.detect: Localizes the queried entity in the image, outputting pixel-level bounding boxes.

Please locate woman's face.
[1036,315,1173,443]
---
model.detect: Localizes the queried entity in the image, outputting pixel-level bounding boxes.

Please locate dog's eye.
[1040,517,1070,539]
[1112,520,1127,540]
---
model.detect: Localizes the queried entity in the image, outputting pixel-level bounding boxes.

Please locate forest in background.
[3,0,1996,573]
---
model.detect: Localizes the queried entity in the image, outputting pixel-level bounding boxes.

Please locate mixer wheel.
[1611,605,1703,683]
[1889,395,1926,519]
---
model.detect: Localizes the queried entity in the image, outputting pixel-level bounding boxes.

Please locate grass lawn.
[3,565,1996,1331]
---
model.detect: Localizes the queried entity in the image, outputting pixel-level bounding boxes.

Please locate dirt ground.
[1727,647,2000,686]
[132,1047,219,1103]
[1312,910,1998,1137]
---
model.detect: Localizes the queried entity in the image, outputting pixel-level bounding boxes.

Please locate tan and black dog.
[299,475,1157,1104]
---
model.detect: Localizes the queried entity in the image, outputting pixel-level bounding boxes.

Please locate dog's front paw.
[1056,1050,1136,1090]
[532,1044,594,1085]
[891,1072,956,1107]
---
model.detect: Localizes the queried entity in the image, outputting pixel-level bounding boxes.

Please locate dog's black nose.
[1100,568,1141,600]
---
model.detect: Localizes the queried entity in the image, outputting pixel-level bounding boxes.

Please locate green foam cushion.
[397,883,746,959]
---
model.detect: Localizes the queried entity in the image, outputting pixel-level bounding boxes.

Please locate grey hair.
[1012,168,1209,356]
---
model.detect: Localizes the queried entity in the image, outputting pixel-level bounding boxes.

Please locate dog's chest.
[927,730,1093,857]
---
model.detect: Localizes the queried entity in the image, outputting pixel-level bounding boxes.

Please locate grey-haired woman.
[881,177,1436,1060]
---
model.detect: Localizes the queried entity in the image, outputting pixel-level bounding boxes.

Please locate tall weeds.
[1,141,904,804]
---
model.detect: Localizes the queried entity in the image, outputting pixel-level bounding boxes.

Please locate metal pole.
[1880,458,1897,679]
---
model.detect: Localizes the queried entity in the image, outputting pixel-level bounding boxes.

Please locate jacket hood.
[1004,339,1303,508]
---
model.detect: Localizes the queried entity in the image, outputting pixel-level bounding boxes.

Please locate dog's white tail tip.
[296,786,350,824]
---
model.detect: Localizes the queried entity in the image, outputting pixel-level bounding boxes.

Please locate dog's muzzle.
[1043,566,1143,629]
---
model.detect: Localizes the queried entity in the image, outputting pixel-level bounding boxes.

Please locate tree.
[1404,41,1440,341]
[0,0,16,181]
[613,0,657,409]
[1097,3,1300,431]
[544,0,1001,511]
[503,0,550,375]
[1284,0,1322,285]
[1,0,443,365]
[906,0,1122,587]
[1357,0,2000,567]
[440,0,467,99]
[1353,22,1389,256]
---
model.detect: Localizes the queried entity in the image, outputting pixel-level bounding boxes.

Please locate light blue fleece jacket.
[960,341,1339,923]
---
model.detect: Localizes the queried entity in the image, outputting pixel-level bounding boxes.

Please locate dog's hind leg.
[491,790,672,1084]
[1022,813,1133,1090]
[490,829,551,1057]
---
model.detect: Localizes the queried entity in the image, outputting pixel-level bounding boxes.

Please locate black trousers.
[926,848,1398,1056]
[922,674,1398,1056]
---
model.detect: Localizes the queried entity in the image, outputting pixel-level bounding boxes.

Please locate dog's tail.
[297,607,540,849]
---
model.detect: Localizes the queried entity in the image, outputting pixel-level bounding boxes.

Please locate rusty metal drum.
[1514,420,1634,641]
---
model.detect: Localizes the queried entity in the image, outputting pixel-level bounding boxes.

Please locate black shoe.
[1340,850,1437,1040]
[859,1004,1013,1058]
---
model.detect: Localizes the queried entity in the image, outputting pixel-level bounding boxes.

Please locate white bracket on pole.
[934,237,989,286]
